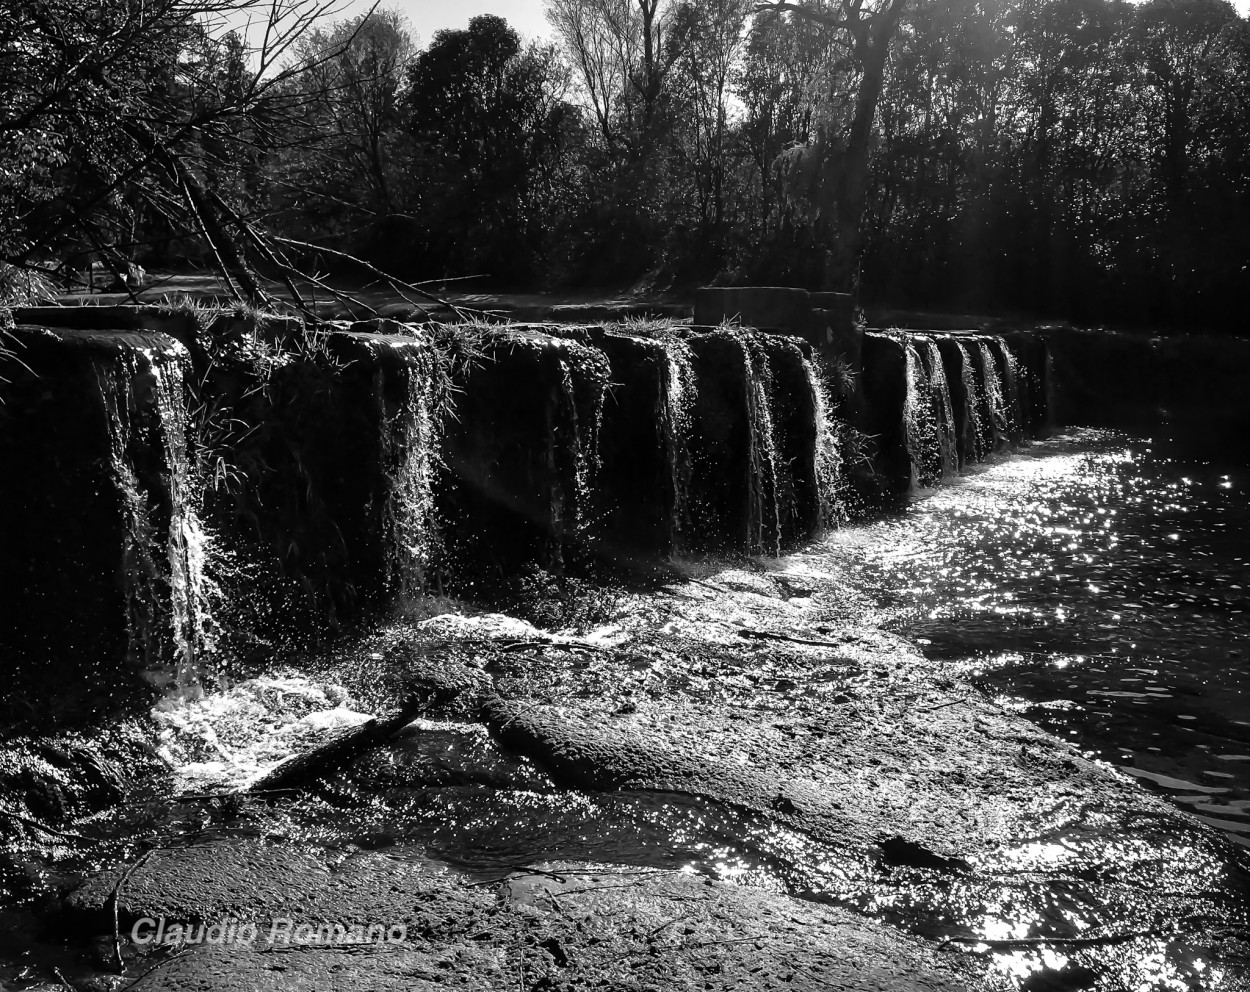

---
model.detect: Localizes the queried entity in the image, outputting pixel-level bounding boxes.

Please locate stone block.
[694,286,811,332]
[436,327,610,580]
[859,332,911,501]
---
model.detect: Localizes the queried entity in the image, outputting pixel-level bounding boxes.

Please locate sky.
[338,0,551,43]
[266,0,1250,52]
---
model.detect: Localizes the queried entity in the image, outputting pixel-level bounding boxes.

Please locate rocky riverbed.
[5,551,1249,992]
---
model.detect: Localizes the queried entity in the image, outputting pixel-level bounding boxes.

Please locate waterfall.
[659,337,697,552]
[97,341,215,697]
[920,339,960,480]
[977,340,1011,451]
[957,340,990,459]
[903,339,946,488]
[378,337,439,604]
[804,355,846,526]
[741,336,781,557]
[555,345,609,546]
[988,337,1022,443]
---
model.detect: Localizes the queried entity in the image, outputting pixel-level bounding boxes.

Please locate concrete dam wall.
[0,300,1050,721]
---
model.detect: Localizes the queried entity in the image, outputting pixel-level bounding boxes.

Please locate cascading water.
[977,340,1011,451]
[554,346,609,546]
[804,355,847,526]
[987,337,1022,443]
[659,337,697,552]
[902,339,946,488]
[923,339,960,478]
[740,336,782,557]
[956,340,989,463]
[97,341,216,697]
[378,336,440,604]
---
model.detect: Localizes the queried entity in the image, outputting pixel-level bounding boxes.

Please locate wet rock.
[65,844,992,991]
[436,326,611,579]
[860,331,911,499]
[588,329,684,556]
[757,334,821,543]
[478,690,1101,858]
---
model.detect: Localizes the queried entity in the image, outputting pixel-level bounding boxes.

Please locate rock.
[693,286,811,332]
[65,844,993,991]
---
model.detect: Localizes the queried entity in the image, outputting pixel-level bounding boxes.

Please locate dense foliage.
[3,0,1248,326]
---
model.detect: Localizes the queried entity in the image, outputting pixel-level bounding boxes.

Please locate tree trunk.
[822,0,908,292]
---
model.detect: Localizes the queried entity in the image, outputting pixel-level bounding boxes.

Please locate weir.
[0,304,1051,721]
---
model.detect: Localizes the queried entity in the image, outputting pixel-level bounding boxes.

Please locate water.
[741,336,781,557]
[97,342,216,697]
[821,427,1250,839]
[8,328,1248,989]
[376,336,439,602]
[659,337,696,550]
[805,354,847,526]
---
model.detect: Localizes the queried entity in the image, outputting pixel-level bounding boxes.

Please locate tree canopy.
[4,0,1249,327]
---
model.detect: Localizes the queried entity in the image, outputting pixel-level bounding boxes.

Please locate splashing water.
[555,346,609,544]
[740,337,781,557]
[978,340,1011,451]
[921,339,960,479]
[903,340,946,488]
[957,340,988,463]
[380,337,440,603]
[804,355,846,527]
[660,337,697,551]
[989,337,1022,443]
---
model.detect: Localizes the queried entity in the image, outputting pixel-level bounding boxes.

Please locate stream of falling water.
[740,337,781,557]
[380,337,439,602]
[957,340,989,462]
[804,354,846,526]
[660,337,697,550]
[98,343,216,697]
[978,340,1011,450]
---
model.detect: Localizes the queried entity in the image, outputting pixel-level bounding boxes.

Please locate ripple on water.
[811,429,1250,844]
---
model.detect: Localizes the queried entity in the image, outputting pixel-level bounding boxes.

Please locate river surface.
[818,427,1250,842]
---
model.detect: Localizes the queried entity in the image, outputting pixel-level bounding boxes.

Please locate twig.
[939,929,1165,951]
[736,629,853,649]
[0,805,87,841]
[646,912,690,942]
[271,236,496,321]
[119,947,187,991]
[915,697,970,713]
[649,935,765,953]
[112,850,156,974]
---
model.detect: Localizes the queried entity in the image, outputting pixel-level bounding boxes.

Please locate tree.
[756,0,910,291]
[400,15,577,281]
[0,0,442,315]
[668,0,752,261]
[272,8,415,261]
[547,0,681,150]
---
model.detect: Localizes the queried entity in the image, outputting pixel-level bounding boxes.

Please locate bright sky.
[338,0,552,43]
[331,0,1250,45]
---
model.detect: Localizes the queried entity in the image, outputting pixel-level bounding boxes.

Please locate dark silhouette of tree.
[399,15,577,282]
